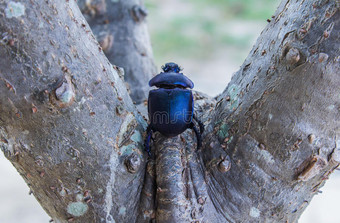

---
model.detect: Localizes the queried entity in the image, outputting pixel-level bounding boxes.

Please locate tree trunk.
[77,0,156,104]
[0,0,339,223]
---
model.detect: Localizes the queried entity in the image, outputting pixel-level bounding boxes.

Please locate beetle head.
[162,62,181,73]
[149,63,194,89]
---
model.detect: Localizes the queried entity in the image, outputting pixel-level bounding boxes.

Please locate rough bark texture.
[209,1,340,221]
[77,0,156,104]
[0,0,339,223]
[0,1,146,222]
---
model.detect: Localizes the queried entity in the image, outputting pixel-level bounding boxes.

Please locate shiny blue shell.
[148,88,193,137]
[149,72,194,89]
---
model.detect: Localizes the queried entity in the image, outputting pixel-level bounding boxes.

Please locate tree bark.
[77,0,156,104]
[0,0,339,223]
[208,1,340,221]
[0,1,146,222]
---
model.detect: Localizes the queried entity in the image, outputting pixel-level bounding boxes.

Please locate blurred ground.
[0,152,50,222]
[1,0,339,222]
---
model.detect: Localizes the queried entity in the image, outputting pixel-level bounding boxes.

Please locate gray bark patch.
[5,2,25,18]
[67,202,88,217]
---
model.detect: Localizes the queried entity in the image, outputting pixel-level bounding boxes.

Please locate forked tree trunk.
[0,0,339,222]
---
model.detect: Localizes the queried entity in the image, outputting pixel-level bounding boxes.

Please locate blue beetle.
[144,62,204,157]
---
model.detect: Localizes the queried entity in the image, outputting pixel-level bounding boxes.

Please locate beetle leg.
[144,125,153,157]
[190,122,202,150]
[193,114,205,134]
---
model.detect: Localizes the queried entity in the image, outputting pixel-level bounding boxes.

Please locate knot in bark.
[50,76,75,108]
[125,153,141,173]
[285,48,300,65]
[131,5,148,22]
[218,156,231,173]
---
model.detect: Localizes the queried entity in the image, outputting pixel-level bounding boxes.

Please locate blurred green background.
[145,0,280,96]
[1,0,340,222]
[147,0,279,57]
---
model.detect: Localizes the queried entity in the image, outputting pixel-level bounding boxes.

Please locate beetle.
[144,62,204,157]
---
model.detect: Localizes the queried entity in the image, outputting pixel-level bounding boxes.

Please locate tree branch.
[77,0,156,104]
[206,0,340,221]
[0,1,145,222]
